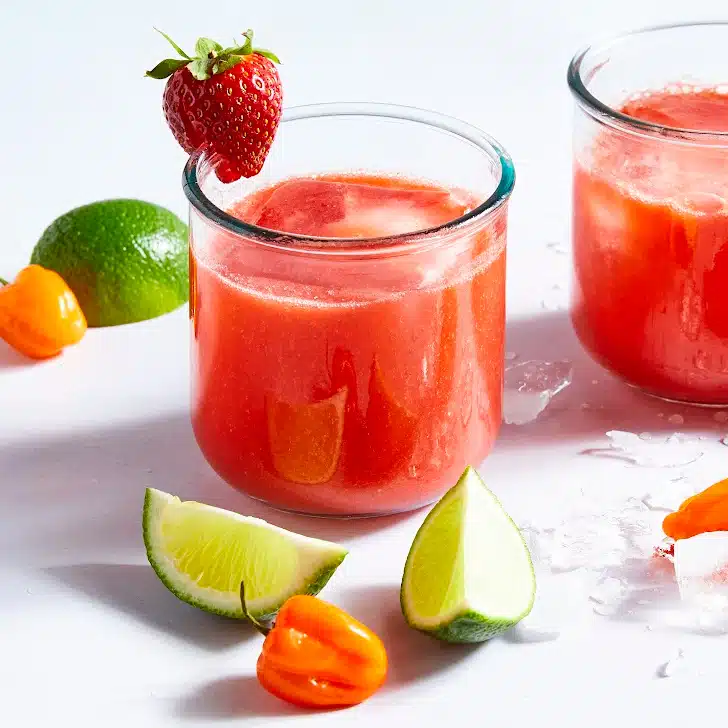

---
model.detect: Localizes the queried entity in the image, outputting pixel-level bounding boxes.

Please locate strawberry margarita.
[569,25,728,404]
[185,106,514,515]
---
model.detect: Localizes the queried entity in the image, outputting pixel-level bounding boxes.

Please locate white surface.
[3,1,728,726]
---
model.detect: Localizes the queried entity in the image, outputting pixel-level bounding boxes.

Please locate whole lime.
[31,199,189,327]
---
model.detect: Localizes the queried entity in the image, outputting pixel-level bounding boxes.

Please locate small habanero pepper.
[241,584,388,709]
[663,477,728,541]
[0,265,87,359]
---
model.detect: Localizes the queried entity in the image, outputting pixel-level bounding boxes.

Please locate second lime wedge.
[401,467,535,643]
[143,488,348,620]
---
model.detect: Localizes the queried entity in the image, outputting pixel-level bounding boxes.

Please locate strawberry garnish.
[147,29,283,183]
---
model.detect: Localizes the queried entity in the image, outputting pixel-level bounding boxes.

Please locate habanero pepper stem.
[240,582,273,636]
[240,583,388,709]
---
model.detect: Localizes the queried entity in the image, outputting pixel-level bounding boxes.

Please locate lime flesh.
[143,489,348,620]
[401,466,535,643]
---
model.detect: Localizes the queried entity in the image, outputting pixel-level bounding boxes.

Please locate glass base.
[625,381,728,408]
[242,490,439,520]
[572,320,728,408]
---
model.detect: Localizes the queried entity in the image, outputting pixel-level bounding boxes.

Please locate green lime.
[143,488,348,621]
[400,466,535,643]
[31,199,188,327]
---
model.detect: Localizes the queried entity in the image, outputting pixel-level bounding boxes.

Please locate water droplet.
[714,411,728,424]
[540,282,568,312]
[667,414,685,425]
[546,241,568,255]
[505,351,519,362]
[540,297,566,312]
[657,649,684,678]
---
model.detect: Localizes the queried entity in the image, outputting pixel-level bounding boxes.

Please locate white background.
[2,1,728,726]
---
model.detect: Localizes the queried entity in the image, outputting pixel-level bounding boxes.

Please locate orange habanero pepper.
[663,478,728,541]
[0,265,87,359]
[242,587,387,709]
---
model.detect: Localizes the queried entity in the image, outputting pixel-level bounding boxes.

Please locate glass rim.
[182,102,515,257]
[567,21,728,141]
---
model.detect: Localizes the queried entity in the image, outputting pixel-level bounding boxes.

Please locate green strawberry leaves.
[186,60,212,81]
[194,37,223,58]
[153,27,191,60]
[213,55,246,76]
[146,28,280,81]
[146,58,189,80]
[253,49,282,64]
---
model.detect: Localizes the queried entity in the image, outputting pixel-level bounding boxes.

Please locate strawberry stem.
[146,28,280,81]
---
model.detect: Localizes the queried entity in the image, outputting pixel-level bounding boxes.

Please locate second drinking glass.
[569,23,728,405]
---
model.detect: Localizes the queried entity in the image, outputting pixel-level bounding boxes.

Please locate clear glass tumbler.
[184,103,514,516]
[569,23,728,405]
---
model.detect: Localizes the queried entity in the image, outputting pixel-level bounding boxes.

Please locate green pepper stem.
[240,582,273,636]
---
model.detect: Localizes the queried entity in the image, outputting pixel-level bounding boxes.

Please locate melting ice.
[582,431,704,468]
[502,360,573,425]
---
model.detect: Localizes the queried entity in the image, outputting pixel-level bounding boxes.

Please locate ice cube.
[590,575,628,615]
[679,192,727,215]
[585,184,630,239]
[545,497,657,575]
[254,180,348,235]
[582,430,703,468]
[641,476,696,512]
[253,179,466,238]
[674,532,728,607]
[520,524,555,570]
[502,360,573,425]
[659,532,728,633]
[548,514,625,572]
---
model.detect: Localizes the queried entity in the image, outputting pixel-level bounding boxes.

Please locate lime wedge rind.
[143,488,348,620]
[401,466,535,643]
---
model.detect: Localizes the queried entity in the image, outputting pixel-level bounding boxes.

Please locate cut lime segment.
[143,488,348,620]
[401,466,535,643]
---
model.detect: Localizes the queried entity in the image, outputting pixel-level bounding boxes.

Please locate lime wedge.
[401,466,535,643]
[143,488,348,620]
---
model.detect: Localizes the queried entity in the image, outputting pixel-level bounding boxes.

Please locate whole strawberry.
[147,29,283,183]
